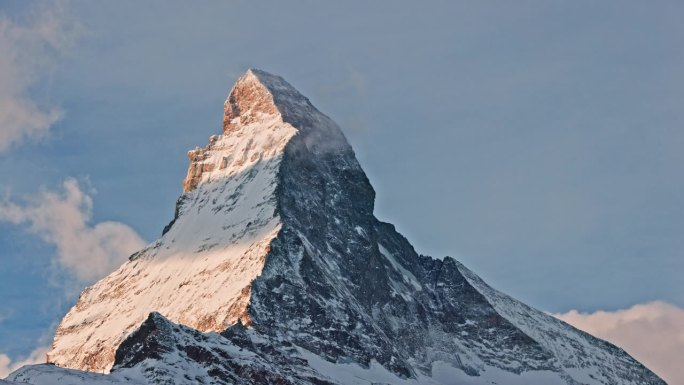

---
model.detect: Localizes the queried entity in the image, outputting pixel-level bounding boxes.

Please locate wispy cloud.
[555,301,684,385]
[0,1,79,153]
[0,178,145,281]
[0,346,49,379]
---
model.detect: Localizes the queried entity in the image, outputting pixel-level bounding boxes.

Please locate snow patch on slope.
[455,260,653,384]
[379,243,421,291]
[299,348,567,385]
[7,364,140,385]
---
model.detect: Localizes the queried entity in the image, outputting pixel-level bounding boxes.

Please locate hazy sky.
[0,1,682,382]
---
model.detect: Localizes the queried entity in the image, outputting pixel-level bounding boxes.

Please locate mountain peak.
[184,69,339,193]
[223,69,312,133]
[41,71,664,385]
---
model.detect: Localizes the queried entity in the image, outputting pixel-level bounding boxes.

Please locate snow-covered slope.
[16,69,664,384]
[10,311,650,385]
[47,70,300,372]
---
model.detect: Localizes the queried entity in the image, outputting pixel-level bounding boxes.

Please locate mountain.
[5,69,665,384]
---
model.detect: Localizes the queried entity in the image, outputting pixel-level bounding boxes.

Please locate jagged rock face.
[223,74,278,132]
[38,69,665,385]
[48,70,299,372]
[247,96,553,377]
[112,313,332,385]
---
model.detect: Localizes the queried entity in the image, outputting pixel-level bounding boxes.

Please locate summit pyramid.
[7,70,664,385]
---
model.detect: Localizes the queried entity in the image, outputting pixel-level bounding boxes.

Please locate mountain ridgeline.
[4,70,665,385]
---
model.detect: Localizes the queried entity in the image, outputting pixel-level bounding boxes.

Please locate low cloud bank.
[0,178,146,281]
[0,346,49,379]
[555,301,684,385]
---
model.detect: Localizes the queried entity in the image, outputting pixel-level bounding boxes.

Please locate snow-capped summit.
[222,69,316,133]
[23,70,664,384]
[47,69,315,373]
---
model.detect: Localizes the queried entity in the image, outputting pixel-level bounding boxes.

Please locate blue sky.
[1,1,683,382]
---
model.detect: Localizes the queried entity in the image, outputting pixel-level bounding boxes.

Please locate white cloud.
[0,346,49,379]
[555,301,684,385]
[0,178,146,281]
[0,1,79,153]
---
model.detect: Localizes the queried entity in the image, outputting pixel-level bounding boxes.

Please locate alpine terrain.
[3,70,665,385]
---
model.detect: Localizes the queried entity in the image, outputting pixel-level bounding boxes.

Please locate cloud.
[555,301,684,385]
[0,346,49,379]
[0,178,146,281]
[0,1,79,153]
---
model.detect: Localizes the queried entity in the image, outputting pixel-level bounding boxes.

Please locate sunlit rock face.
[48,69,299,372]
[38,70,665,385]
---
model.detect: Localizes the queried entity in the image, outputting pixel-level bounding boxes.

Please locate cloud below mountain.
[0,178,145,281]
[0,346,48,379]
[555,301,684,385]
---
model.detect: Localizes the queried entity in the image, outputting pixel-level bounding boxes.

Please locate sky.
[0,0,682,383]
